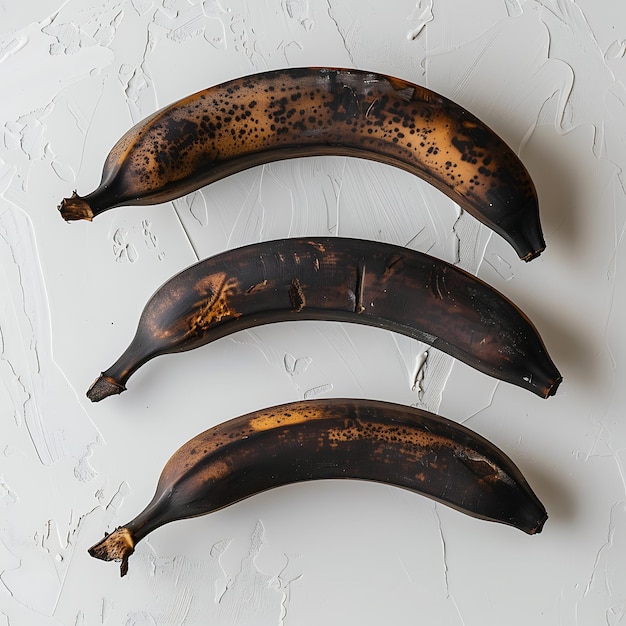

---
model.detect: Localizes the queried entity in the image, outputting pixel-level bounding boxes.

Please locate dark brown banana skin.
[59,67,544,261]
[87,237,561,402]
[88,398,548,576]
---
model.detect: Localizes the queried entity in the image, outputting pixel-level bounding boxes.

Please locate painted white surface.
[1,1,625,624]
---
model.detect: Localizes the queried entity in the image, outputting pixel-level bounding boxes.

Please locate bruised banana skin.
[87,237,561,402]
[59,67,544,261]
[88,398,548,577]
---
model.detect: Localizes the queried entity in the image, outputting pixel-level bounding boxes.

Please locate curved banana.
[59,67,545,261]
[88,398,548,576]
[86,237,561,402]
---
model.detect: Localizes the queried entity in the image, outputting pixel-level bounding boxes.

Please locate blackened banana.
[86,237,561,402]
[88,398,548,576]
[59,67,545,261]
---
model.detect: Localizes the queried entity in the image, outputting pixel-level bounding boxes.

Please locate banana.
[88,398,547,577]
[59,67,545,261]
[86,237,561,402]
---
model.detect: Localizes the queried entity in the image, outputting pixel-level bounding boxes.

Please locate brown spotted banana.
[86,237,561,402]
[88,397,548,576]
[59,67,545,261]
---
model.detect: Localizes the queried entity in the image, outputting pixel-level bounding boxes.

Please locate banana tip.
[87,375,126,402]
[544,374,563,398]
[526,509,548,535]
[521,246,545,263]
[501,199,546,262]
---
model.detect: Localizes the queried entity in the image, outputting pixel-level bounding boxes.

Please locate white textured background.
[1,1,625,624]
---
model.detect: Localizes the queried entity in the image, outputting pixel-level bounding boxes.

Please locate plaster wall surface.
[1,1,625,624]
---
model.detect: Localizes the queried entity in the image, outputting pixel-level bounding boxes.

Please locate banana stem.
[87,374,126,402]
[58,192,94,221]
[88,527,135,577]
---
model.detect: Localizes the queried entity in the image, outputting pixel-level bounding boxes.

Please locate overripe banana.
[86,237,561,402]
[88,398,547,577]
[59,67,545,261]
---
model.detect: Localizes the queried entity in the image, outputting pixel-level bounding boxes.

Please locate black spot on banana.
[59,67,545,261]
[88,398,547,577]
[86,237,561,402]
